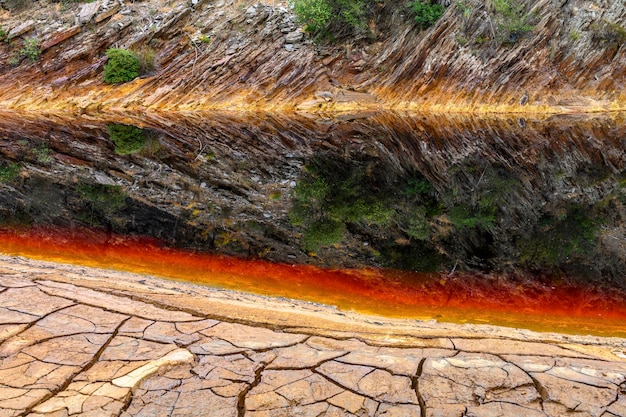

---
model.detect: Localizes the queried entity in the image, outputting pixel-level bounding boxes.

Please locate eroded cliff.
[0,0,624,112]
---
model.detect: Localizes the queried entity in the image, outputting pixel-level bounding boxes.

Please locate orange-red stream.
[1,226,625,337]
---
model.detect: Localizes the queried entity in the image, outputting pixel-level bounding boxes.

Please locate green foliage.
[590,19,626,48]
[2,0,28,11]
[0,27,6,42]
[404,209,430,240]
[290,158,396,250]
[519,207,599,268]
[302,219,345,251]
[103,48,140,84]
[405,177,434,196]
[412,0,445,31]
[107,123,146,155]
[78,183,126,215]
[18,38,41,62]
[0,162,21,183]
[34,143,52,164]
[131,46,157,75]
[7,55,20,67]
[289,0,370,39]
[448,204,496,230]
[292,0,332,32]
[492,0,534,44]
[198,35,211,44]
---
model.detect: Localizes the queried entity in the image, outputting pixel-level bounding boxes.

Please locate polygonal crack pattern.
[1,263,626,417]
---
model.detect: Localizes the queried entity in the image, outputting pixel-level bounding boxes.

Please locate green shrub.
[3,0,28,11]
[412,1,445,31]
[131,46,157,75]
[107,123,146,155]
[34,143,52,164]
[19,38,41,62]
[103,48,140,84]
[0,27,6,42]
[448,204,495,230]
[289,0,370,38]
[291,0,332,33]
[302,218,345,251]
[0,162,21,183]
[78,183,126,215]
[590,19,626,48]
[492,0,534,44]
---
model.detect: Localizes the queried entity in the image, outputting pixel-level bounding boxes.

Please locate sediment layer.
[0,0,624,113]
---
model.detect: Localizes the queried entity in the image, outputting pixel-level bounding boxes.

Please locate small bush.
[34,143,52,164]
[131,46,156,75]
[107,123,146,155]
[103,48,140,84]
[590,19,626,48]
[290,0,370,39]
[2,0,28,11]
[78,183,126,215]
[302,218,345,251]
[492,0,534,44]
[0,27,6,42]
[19,38,41,62]
[0,162,21,183]
[412,1,445,31]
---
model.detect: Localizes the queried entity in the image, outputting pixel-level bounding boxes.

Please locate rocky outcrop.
[1,255,626,416]
[0,0,623,112]
[0,110,624,286]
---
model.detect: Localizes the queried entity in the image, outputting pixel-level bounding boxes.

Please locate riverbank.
[1,255,626,416]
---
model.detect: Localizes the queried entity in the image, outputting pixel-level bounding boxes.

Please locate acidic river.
[0,110,625,336]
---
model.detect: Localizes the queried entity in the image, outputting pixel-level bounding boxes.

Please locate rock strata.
[0,255,625,416]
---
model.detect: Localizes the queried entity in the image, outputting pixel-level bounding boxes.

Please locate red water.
[1,226,625,337]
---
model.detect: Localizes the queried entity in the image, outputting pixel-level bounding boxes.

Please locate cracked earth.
[1,256,626,417]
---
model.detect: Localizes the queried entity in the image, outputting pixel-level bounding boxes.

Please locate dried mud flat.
[1,255,626,417]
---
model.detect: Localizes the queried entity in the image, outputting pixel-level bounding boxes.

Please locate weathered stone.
[189,336,245,355]
[532,371,617,417]
[420,353,540,410]
[0,308,36,324]
[466,402,546,417]
[41,26,82,51]
[251,369,312,395]
[317,361,375,393]
[193,353,259,383]
[268,343,346,369]
[101,336,176,361]
[327,390,370,414]
[201,322,306,349]
[143,321,201,345]
[0,257,625,417]
[0,286,73,316]
[275,373,343,405]
[112,348,194,388]
[79,2,101,24]
[22,334,110,366]
[247,403,329,417]
[95,4,120,23]
[357,369,418,404]
[337,350,422,376]
[377,403,422,417]
[7,20,35,39]
[175,319,219,334]
[451,338,592,358]
[284,31,304,44]
[37,280,199,322]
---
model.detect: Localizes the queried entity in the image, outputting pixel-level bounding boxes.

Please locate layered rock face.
[0,111,624,287]
[0,0,623,112]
